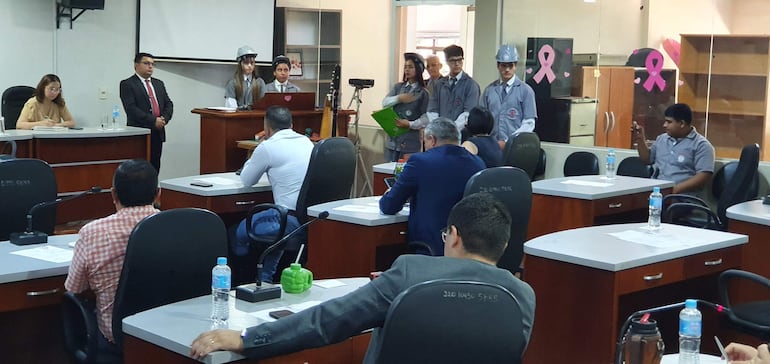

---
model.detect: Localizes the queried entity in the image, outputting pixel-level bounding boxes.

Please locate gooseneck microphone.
[235,211,330,303]
[614,299,730,364]
[9,186,102,246]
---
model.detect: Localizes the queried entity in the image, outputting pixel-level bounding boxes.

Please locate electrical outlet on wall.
[99,88,107,100]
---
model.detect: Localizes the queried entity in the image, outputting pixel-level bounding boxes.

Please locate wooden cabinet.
[679,35,770,160]
[274,7,342,108]
[573,66,635,148]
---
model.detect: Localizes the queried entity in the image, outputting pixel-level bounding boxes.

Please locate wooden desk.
[372,162,396,196]
[306,197,408,279]
[528,175,674,239]
[122,278,372,364]
[193,108,354,174]
[726,200,770,280]
[523,223,746,364]
[159,173,272,226]
[0,130,33,157]
[0,234,78,363]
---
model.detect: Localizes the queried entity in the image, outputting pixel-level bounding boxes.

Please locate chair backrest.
[376,279,525,364]
[716,144,760,223]
[294,137,356,223]
[533,148,547,181]
[0,158,57,241]
[0,140,17,160]
[617,156,652,178]
[1,86,35,130]
[712,160,759,201]
[464,167,532,273]
[501,132,541,180]
[62,292,98,364]
[718,269,770,339]
[111,208,228,348]
[563,151,600,176]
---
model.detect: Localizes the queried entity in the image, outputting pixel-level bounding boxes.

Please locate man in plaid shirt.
[65,159,160,352]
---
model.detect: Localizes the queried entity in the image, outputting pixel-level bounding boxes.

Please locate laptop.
[254,92,317,111]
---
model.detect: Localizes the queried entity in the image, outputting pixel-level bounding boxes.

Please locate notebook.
[254,92,317,111]
[372,107,410,138]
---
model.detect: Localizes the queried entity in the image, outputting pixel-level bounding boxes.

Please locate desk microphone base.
[235,283,282,302]
[9,231,49,246]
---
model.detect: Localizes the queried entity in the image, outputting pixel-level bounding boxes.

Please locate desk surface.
[123,277,370,364]
[532,175,674,200]
[307,196,409,226]
[726,199,770,226]
[160,173,270,197]
[0,130,33,141]
[30,126,150,139]
[0,234,77,284]
[524,223,747,271]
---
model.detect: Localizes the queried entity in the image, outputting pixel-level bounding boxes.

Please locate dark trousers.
[150,132,163,173]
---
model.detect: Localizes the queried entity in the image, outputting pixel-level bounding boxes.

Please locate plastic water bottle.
[648,187,662,231]
[605,149,616,179]
[111,105,120,130]
[211,257,231,322]
[678,299,702,364]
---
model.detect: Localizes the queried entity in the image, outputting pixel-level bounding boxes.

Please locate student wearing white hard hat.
[264,55,301,93]
[480,44,537,148]
[224,45,266,109]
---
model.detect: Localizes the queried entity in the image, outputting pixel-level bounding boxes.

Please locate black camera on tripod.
[348,78,374,89]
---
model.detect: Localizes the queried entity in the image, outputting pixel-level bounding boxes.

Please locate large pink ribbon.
[532,45,556,84]
[643,50,666,92]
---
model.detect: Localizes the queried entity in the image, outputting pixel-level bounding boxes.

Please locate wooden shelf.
[680,69,768,77]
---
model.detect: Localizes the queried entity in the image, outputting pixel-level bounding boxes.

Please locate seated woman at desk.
[461,106,502,168]
[264,55,301,93]
[16,74,76,129]
[225,45,266,109]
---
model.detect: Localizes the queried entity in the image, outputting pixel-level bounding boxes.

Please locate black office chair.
[62,292,100,364]
[376,279,526,364]
[617,156,653,178]
[0,158,57,241]
[464,167,532,274]
[563,151,599,176]
[2,86,35,130]
[0,140,16,160]
[239,137,356,282]
[533,148,546,181]
[718,269,770,341]
[501,132,541,180]
[664,144,760,231]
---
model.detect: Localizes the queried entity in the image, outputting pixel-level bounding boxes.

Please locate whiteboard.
[138,0,275,63]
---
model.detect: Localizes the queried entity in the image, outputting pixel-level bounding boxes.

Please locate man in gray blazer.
[190,192,536,362]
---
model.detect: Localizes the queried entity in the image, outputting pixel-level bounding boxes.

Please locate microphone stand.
[9,186,102,246]
[235,211,329,303]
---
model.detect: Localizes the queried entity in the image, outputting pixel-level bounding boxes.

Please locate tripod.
[347,86,373,197]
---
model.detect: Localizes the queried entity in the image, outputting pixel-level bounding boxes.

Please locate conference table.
[306,196,408,279]
[0,234,78,363]
[192,108,355,174]
[1,127,151,223]
[726,199,770,280]
[122,277,372,364]
[523,223,746,364]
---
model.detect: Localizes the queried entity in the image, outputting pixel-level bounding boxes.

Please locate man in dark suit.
[120,52,174,172]
[190,192,536,362]
[380,117,485,255]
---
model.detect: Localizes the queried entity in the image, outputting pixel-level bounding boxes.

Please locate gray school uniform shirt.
[264,80,301,93]
[481,75,537,142]
[649,127,715,186]
[383,82,429,154]
[225,76,266,108]
[426,71,480,129]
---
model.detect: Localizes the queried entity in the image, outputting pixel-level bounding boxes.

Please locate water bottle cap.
[217,257,227,265]
[608,148,615,152]
[653,186,660,193]
[685,299,697,308]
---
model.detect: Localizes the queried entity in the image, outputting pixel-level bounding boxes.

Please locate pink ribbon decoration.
[643,50,666,92]
[532,45,556,84]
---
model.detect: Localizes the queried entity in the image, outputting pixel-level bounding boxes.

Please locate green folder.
[372,107,410,138]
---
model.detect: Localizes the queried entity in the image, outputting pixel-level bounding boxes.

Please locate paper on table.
[333,205,382,214]
[608,229,695,248]
[196,177,240,186]
[561,179,614,188]
[11,245,73,263]
[205,106,237,112]
[314,279,346,289]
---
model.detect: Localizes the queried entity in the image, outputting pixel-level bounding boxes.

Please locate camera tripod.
[347,86,373,197]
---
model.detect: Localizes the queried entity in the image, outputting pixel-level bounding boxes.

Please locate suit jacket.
[119,75,173,142]
[241,255,536,363]
[379,144,485,254]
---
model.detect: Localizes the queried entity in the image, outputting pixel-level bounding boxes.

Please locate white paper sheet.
[205,107,237,112]
[333,205,382,214]
[11,245,73,263]
[313,279,346,289]
[195,177,241,186]
[561,179,614,188]
[608,229,694,248]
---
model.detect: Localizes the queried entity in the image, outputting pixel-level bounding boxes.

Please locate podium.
[193,108,354,174]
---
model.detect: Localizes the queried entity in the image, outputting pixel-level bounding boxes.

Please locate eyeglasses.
[46,87,61,93]
[141,61,156,67]
[497,62,515,69]
[446,57,464,64]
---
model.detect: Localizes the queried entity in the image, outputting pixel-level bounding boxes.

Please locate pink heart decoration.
[526,68,533,74]
[563,71,570,78]
[678,80,685,86]
[633,77,641,84]
[565,48,572,55]
[284,95,292,102]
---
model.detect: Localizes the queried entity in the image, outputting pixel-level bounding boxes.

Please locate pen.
[714,336,727,359]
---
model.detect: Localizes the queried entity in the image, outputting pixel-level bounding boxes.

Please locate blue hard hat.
[496,44,519,63]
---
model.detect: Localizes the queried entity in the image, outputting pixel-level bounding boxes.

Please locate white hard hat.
[236,46,258,61]
[496,44,519,63]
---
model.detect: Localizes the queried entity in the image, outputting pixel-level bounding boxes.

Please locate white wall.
[730,0,770,33]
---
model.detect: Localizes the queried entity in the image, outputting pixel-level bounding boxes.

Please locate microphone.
[614,299,730,364]
[235,211,330,303]
[9,186,102,246]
